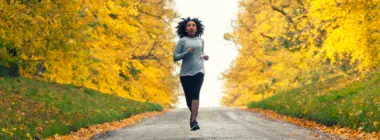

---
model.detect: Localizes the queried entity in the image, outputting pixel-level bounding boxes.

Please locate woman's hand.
[203,55,209,60]
[188,48,193,53]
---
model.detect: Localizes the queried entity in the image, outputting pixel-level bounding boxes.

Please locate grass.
[0,67,163,139]
[248,72,380,132]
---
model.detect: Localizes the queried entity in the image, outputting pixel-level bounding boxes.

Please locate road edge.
[46,109,170,140]
[241,107,380,140]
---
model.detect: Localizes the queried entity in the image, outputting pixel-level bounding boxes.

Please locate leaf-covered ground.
[47,111,167,140]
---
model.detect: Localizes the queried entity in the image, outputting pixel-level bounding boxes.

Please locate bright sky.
[173,0,239,108]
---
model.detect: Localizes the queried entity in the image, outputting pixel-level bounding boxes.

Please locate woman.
[173,17,209,131]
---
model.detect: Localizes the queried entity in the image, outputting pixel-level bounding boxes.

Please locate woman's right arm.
[173,40,190,62]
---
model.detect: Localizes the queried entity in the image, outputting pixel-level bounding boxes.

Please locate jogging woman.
[173,17,209,131]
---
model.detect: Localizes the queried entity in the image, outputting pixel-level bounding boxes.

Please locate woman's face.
[186,21,197,37]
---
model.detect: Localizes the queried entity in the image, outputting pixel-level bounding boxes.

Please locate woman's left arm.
[201,39,209,61]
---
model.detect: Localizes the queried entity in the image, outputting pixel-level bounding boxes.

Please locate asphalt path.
[91,107,332,140]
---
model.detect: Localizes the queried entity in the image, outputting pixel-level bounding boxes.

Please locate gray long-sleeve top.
[173,36,206,77]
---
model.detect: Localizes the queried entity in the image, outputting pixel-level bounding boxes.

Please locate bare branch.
[260,33,274,41]
[131,54,160,60]
[269,0,293,23]
[135,0,172,25]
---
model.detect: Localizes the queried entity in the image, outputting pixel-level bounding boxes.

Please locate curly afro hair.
[176,17,205,38]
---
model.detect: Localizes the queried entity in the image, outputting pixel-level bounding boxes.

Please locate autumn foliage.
[222,0,380,106]
[0,0,178,106]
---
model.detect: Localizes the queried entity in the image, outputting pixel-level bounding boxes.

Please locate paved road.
[92,107,332,140]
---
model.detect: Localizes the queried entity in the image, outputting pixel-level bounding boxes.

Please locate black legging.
[180,72,204,111]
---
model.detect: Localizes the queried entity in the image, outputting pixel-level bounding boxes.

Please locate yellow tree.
[222,0,379,106]
[0,0,178,107]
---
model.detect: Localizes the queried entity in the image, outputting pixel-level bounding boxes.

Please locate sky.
[172,0,240,108]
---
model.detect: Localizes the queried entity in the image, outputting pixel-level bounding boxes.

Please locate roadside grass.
[0,67,163,139]
[248,73,380,132]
